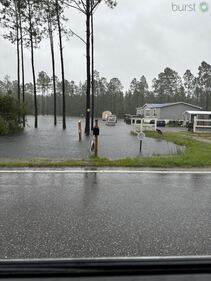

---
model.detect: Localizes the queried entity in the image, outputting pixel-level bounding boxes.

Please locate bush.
[0,96,23,135]
[0,116,9,135]
[8,120,19,132]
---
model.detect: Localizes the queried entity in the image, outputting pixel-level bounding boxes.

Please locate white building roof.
[137,102,201,110]
[184,111,211,115]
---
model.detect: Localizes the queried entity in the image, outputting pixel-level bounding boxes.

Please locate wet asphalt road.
[0,170,210,259]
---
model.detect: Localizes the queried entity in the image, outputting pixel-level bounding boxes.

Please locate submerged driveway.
[0,116,183,160]
[0,169,210,259]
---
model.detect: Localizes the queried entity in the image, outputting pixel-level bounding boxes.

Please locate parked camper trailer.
[102,111,112,121]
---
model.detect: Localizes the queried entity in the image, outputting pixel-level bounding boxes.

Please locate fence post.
[140,118,143,133]
[193,116,196,133]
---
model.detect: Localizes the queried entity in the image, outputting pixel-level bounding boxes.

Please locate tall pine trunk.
[16,28,20,105]
[19,14,25,127]
[42,90,45,115]
[49,29,57,125]
[91,7,95,130]
[47,0,57,126]
[48,24,57,126]
[28,0,38,128]
[56,0,66,130]
[15,1,20,105]
[85,0,91,136]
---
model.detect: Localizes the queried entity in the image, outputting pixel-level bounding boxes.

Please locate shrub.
[0,116,9,135]
[0,96,23,135]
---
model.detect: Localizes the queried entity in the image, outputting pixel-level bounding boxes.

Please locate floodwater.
[0,116,183,160]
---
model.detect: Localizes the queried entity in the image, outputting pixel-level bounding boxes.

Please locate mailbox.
[93,127,100,136]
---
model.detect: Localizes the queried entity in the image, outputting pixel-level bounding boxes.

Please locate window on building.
[145,110,150,117]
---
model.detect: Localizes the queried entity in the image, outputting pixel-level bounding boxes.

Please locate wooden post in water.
[94,119,99,157]
[138,132,145,153]
[140,140,143,152]
[78,121,82,142]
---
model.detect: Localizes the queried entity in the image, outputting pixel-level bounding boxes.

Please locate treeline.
[1,61,211,118]
[125,61,211,113]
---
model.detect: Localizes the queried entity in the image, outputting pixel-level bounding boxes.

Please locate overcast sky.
[0,0,211,90]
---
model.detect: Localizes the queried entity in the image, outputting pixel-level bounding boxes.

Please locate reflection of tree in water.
[81,172,99,210]
[84,171,98,184]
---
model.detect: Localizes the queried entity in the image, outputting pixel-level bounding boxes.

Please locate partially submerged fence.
[131,117,157,133]
[193,116,211,133]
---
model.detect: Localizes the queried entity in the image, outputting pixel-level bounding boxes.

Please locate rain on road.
[0,170,210,259]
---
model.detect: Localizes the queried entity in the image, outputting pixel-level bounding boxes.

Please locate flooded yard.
[0,116,184,160]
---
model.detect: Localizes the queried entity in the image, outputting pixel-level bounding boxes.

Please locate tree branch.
[63,1,85,14]
[69,28,86,44]
[72,0,86,12]
[91,0,102,13]
[80,0,86,11]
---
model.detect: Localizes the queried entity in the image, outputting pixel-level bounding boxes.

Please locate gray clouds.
[0,0,211,89]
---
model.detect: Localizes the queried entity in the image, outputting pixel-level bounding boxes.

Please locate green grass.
[1,131,211,168]
[180,131,211,141]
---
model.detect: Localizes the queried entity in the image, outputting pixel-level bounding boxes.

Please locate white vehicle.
[106,115,117,126]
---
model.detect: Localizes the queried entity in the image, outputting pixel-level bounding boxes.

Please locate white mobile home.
[137,102,201,122]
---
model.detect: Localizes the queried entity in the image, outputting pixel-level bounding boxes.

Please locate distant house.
[183,110,211,132]
[136,102,201,121]
[183,110,211,122]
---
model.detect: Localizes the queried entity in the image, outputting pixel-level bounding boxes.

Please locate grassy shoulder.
[0,131,211,168]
